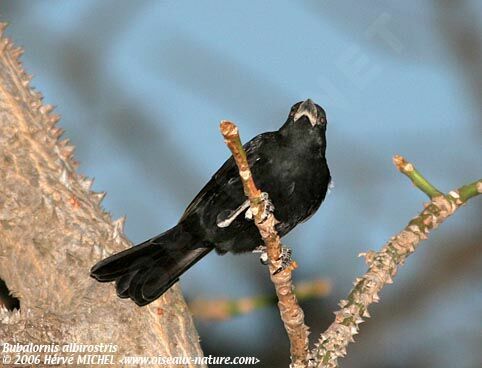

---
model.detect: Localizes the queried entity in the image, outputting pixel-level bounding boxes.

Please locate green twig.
[456,179,482,202]
[393,155,443,198]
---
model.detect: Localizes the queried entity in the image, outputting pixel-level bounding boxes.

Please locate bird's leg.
[252,245,269,265]
[216,199,250,228]
[253,245,294,273]
[273,246,293,275]
[259,192,275,223]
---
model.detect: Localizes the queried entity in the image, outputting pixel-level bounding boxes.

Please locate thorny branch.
[220,118,481,368]
[220,120,310,368]
[310,156,481,368]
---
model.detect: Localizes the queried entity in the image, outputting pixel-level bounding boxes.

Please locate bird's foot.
[245,192,275,223]
[259,192,275,223]
[273,246,294,275]
[253,245,294,274]
[252,245,268,265]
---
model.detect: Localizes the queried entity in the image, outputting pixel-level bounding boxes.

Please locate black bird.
[90,99,331,306]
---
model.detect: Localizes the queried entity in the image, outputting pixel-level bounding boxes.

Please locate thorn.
[112,216,126,242]
[32,90,43,101]
[92,191,106,205]
[11,45,24,59]
[48,114,61,127]
[51,127,64,139]
[39,104,55,114]
[21,72,33,82]
[30,100,42,110]
[70,158,80,170]
[373,293,380,303]
[355,316,364,324]
[62,144,75,159]
[59,139,75,158]
[113,216,126,232]
[79,177,94,191]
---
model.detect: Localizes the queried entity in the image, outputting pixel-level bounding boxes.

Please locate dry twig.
[220,120,310,368]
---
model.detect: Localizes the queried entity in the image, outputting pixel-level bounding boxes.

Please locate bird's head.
[289,99,326,127]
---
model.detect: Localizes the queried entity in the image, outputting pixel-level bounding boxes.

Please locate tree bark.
[0,23,205,367]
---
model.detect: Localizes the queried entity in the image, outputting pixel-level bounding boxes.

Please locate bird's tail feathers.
[90,224,212,306]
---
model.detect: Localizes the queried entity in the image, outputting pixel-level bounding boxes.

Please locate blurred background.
[1,1,481,367]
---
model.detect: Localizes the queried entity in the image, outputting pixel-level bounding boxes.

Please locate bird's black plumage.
[91,99,331,306]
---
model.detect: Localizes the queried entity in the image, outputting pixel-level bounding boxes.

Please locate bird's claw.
[254,245,294,274]
[252,245,268,265]
[258,192,274,223]
[273,246,293,275]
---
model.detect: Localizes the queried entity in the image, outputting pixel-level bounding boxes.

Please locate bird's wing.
[179,132,276,221]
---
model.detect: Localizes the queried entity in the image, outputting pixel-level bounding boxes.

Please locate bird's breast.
[255,143,329,233]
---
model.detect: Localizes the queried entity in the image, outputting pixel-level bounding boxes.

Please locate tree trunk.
[0,23,205,367]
